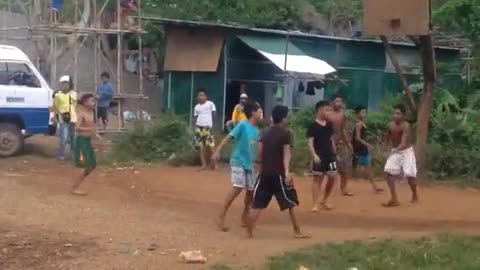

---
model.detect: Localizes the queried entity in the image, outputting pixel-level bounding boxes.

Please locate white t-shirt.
[194,101,216,128]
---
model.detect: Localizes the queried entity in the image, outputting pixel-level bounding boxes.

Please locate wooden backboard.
[363,0,430,36]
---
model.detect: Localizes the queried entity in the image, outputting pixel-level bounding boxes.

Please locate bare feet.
[311,206,319,213]
[320,202,333,211]
[341,190,354,197]
[382,201,400,208]
[216,218,229,232]
[241,213,248,228]
[410,197,419,204]
[373,187,385,194]
[70,189,87,196]
[197,167,207,172]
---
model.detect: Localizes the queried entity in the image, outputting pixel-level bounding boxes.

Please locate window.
[0,62,7,85]
[0,61,41,88]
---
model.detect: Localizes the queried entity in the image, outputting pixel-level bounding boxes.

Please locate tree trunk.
[381,36,417,113]
[415,35,436,178]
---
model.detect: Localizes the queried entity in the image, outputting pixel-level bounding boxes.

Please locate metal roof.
[142,16,461,51]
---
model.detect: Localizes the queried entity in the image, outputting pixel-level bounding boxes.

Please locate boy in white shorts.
[212,101,261,231]
[383,104,419,207]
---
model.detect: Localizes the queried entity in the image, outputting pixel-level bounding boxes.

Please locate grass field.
[213,235,480,270]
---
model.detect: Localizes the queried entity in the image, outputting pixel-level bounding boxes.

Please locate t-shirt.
[97,82,114,108]
[260,125,292,175]
[229,121,259,171]
[54,91,77,123]
[194,101,216,128]
[231,104,247,122]
[306,120,335,161]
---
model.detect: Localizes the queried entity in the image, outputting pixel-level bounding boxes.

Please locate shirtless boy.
[308,101,339,211]
[71,94,97,196]
[328,95,353,196]
[383,104,419,207]
[247,105,308,239]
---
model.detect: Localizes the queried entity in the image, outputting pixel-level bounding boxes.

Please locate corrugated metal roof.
[142,16,461,51]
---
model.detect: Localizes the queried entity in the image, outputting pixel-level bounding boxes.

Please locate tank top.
[352,123,368,155]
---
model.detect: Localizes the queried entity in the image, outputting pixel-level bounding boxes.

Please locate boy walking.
[96,72,114,130]
[383,104,419,207]
[193,89,217,171]
[247,105,308,239]
[212,101,261,231]
[307,101,339,211]
[352,106,384,193]
[71,94,97,196]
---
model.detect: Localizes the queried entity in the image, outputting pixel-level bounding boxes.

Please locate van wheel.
[0,123,24,157]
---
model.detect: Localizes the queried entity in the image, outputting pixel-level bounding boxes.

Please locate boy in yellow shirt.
[54,75,77,161]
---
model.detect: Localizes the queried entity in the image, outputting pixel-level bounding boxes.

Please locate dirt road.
[1,137,480,270]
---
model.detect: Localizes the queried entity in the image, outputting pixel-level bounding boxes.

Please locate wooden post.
[381,36,417,113]
[415,34,436,178]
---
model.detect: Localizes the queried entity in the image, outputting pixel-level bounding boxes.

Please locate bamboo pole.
[73,0,79,91]
[116,0,123,130]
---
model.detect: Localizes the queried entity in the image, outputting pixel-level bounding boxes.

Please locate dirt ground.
[1,137,480,270]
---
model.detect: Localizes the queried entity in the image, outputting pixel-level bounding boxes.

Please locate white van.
[0,45,55,157]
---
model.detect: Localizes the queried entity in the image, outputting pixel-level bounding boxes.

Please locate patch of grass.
[265,235,480,270]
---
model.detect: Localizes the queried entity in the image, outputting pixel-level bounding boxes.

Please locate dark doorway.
[225,80,242,123]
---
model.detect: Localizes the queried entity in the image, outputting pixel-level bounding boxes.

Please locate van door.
[3,61,50,134]
[0,61,18,109]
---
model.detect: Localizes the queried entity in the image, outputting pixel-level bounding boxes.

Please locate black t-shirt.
[260,126,292,175]
[306,121,335,161]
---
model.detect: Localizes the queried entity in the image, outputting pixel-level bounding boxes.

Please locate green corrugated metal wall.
[163,30,463,118]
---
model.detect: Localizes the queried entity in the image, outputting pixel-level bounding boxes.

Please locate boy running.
[383,104,419,207]
[352,106,384,193]
[247,105,308,239]
[212,101,261,231]
[71,94,97,196]
[308,101,339,211]
[193,89,217,171]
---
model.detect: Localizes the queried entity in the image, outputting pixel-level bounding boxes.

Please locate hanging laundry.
[298,82,305,93]
[275,84,284,100]
[306,81,316,95]
[125,53,138,73]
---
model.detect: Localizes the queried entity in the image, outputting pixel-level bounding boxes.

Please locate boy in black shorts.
[247,105,309,239]
[307,101,339,211]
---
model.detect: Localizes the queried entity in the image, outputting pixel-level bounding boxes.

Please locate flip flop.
[294,233,311,239]
[382,201,400,208]
[70,190,87,196]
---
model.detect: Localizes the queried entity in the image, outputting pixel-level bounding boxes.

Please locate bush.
[109,113,198,165]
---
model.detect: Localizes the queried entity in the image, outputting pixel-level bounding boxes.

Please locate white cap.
[59,75,70,83]
[240,93,248,99]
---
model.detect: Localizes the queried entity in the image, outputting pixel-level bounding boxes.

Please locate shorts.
[74,136,96,168]
[96,107,108,124]
[311,159,338,176]
[252,173,299,211]
[193,126,215,149]
[231,167,257,191]
[336,141,351,173]
[353,152,371,167]
[51,0,64,12]
[384,147,417,178]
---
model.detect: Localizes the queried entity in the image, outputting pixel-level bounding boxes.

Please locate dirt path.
[1,137,480,270]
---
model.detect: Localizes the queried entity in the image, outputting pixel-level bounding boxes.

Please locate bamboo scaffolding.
[0,0,147,133]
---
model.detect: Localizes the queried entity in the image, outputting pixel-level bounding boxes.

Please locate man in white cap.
[53,75,77,161]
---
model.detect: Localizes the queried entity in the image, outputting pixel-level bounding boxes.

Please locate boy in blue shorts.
[212,101,261,231]
[352,106,383,193]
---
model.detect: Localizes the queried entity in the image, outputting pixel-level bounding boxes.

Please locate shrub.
[110,113,198,165]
